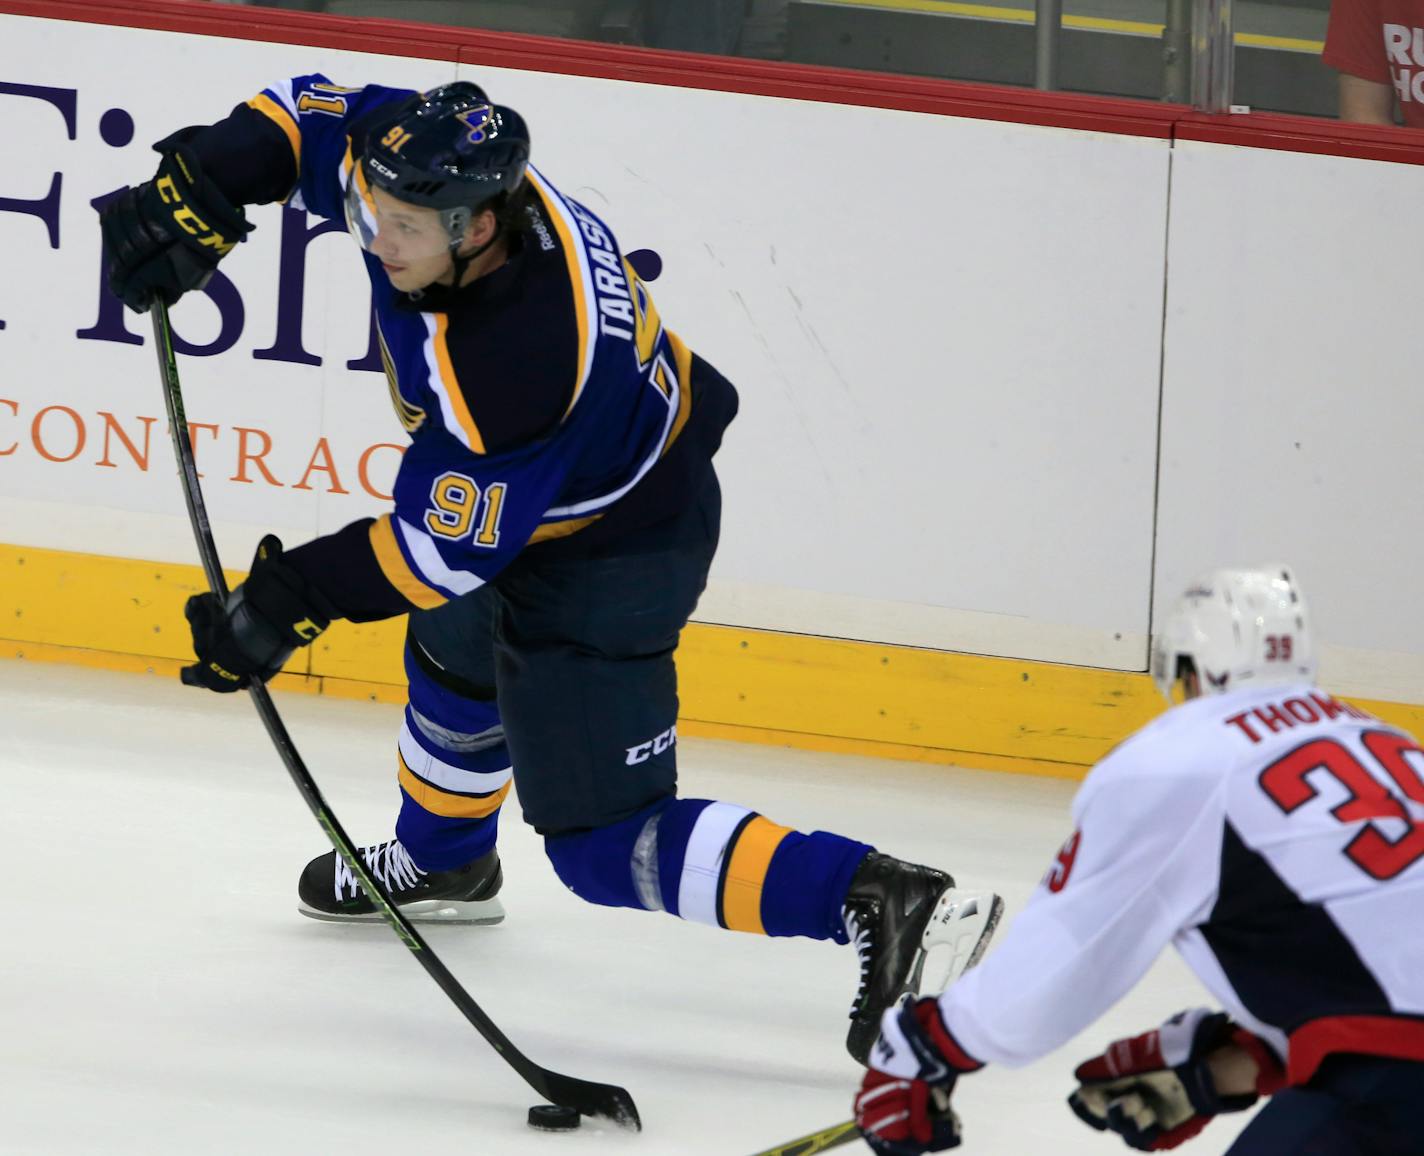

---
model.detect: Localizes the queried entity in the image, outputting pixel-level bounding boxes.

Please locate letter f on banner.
[0,82,78,329]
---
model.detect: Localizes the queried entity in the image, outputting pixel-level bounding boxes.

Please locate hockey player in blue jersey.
[98,77,1000,1064]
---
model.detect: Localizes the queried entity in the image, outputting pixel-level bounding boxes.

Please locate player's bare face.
[366,189,456,291]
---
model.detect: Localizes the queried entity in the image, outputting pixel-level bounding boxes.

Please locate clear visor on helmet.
[343,165,466,262]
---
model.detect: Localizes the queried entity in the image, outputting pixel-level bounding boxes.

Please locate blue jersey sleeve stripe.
[246,90,301,173]
[394,516,485,599]
[368,514,447,609]
[543,379,676,518]
[265,77,301,119]
[527,511,604,544]
[423,314,487,454]
[543,336,693,519]
[664,331,696,444]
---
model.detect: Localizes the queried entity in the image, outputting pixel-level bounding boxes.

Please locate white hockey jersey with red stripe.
[938,683,1424,1084]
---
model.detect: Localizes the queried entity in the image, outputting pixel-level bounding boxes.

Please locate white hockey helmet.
[1151,564,1317,703]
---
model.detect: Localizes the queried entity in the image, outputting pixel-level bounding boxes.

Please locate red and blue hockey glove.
[1068,1009,1285,1150]
[182,536,335,693]
[99,132,252,313]
[854,997,982,1155]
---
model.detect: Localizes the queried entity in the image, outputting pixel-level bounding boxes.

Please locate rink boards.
[2,1,1424,773]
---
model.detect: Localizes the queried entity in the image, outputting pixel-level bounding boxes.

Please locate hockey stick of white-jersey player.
[149,301,640,1131]
[745,888,1001,1155]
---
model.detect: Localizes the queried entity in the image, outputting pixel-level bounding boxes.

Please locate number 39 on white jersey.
[937,682,1424,1085]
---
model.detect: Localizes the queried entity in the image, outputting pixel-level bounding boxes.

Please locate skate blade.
[297,896,506,926]
[916,889,1004,995]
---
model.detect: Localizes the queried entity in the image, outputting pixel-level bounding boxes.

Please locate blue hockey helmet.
[346,81,531,259]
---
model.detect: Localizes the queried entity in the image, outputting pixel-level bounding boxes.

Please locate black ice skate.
[298,840,505,925]
[842,852,1004,1065]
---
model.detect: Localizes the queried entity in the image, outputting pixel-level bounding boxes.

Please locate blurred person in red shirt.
[1323,2,1424,126]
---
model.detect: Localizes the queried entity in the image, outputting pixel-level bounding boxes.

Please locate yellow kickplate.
[6,541,1417,780]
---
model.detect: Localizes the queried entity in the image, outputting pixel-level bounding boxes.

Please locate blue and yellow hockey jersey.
[187,74,736,621]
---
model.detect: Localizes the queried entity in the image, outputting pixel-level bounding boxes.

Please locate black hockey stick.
[150,301,640,1130]
[746,1119,860,1155]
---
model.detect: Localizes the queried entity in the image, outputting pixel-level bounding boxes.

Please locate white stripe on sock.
[677,802,751,927]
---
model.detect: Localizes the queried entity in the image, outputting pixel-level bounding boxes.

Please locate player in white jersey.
[852,565,1424,1155]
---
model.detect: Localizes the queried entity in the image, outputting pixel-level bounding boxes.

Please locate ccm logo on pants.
[626,725,677,765]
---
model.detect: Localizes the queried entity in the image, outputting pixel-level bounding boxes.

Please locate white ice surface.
[0,660,1252,1155]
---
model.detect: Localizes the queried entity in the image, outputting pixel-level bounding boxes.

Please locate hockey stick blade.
[150,302,639,1132]
[746,1119,861,1155]
[537,1069,641,1129]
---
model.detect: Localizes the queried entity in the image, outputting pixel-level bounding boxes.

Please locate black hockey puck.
[528,1104,581,1131]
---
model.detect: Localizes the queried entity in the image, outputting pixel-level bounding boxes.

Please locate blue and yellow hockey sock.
[393,645,511,871]
[544,797,872,941]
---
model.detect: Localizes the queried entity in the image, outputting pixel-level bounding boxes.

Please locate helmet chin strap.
[446,225,501,288]
[401,229,502,301]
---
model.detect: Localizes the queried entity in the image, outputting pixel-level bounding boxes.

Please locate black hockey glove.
[1069,1009,1285,1151]
[182,536,336,694]
[99,132,253,313]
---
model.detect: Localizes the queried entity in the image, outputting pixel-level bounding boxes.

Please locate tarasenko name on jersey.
[249,75,693,607]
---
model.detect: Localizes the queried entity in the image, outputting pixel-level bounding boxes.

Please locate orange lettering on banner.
[32,405,85,463]
[293,437,350,494]
[231,426,283,487]
[97,412,156,471]
[3,401,402,504]
[185,422,220,479]
[358,442,404,501]
[0,399,18,456]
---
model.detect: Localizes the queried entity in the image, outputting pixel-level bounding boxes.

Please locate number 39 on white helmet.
[1151,565,1318,704]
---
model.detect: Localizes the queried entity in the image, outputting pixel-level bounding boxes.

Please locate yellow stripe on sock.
[721,815,794,935]
[397,754,510,819]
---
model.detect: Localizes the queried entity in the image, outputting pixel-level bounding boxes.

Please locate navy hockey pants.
[402,470,871,940]
[406,472,721,839]
[1227,1057,1424,1155]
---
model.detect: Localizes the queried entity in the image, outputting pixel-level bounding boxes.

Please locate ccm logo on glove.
[155,158,239,255]
[181,535,338,693]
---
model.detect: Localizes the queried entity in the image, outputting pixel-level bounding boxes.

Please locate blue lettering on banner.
[0,82,77,330]
[0,81,663,363]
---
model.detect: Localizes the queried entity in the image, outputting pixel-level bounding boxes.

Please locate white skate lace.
[332,840,426,900]
[843,905,875,1014]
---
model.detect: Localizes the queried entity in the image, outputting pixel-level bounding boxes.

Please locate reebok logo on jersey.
[524,205,556,252]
